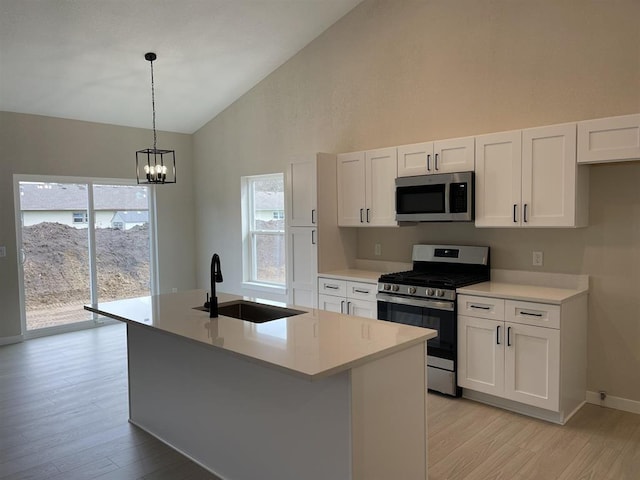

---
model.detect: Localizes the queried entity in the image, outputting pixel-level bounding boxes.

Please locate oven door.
[376,293,455,361]
[377,292,460,396]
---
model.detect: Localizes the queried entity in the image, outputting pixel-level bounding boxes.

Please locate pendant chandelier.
[136,52,176,184]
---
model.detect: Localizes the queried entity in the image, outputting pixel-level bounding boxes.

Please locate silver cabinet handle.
[513,204,518,223]
[353,289,370,294]
[324,284,340,290]
[496,325,501,345]
[507,326,512,347]
[347,301,352,315]
[311,229,316,245]
[360,208,364,223]
[341,300,345,314]
[524,204,528,223]
[427,154,431,172]
[435,153,439,170]
[366,208,370,223]
[311,209,316,224]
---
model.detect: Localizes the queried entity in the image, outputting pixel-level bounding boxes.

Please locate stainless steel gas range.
[377,244,490,397]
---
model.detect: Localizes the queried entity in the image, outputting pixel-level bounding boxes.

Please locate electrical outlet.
[171,287,178,293]
[0,246,5,258]
[532,251,543,266]
[374,243,382,256]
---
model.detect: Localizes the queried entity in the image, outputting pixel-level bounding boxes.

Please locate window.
[73,211,88,223]
[242,174,285,287]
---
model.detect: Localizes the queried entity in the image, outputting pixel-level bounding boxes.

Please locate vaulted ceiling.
[0,0,362,133]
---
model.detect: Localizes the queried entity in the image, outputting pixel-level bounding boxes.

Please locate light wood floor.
[1,324,639,480]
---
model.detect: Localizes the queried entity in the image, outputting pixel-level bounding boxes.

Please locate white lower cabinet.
[458,294,585,424]
[287,227,317,308]
[317,277,378,319]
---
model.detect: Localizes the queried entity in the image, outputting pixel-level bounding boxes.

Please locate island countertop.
[85,289,435,380]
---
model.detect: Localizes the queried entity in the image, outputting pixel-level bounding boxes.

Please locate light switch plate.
[0,246,6,258]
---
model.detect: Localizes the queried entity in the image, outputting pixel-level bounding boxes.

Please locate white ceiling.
[0,0,361,134]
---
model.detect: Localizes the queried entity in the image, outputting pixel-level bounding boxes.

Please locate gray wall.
[192,0,640,401]
[0,112,197,339]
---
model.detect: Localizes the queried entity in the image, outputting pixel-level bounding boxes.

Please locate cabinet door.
[287,227,317,308]
[397,142,433,177]
[287,157,317,227]
[433,136,475,174]
[504,322,560,411]
[522,124,577,227]
[474,131,522,227]
[337,152,366,226]
[347,298,377,319]
[365,147,397,226]
[577,114,640,164]
[318,293,345,314]
[457,315,504,396]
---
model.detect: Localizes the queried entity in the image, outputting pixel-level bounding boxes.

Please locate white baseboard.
[0,334,24,346]
[586,390,640,415]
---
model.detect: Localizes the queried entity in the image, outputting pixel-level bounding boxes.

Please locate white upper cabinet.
[475,123,588,228]
[577,113,640,164]
[397,136,475,178]
[287,156,317,227]
[337,148,397,227]
[365,147,397,226]
[337,151,366,226]
[433,136,475,174]
[475,130,522,227]
[522,124,579,227]
[397,142,433,177]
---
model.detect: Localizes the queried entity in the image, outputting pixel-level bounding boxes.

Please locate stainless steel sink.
[194,300,305,323]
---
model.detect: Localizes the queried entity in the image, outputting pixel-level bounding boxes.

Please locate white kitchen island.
[85,290,435,480]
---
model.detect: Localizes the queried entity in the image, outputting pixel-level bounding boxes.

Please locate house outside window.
[72,211,88,223]
[242,174,285,288]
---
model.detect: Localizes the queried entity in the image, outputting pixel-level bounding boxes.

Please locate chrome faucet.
[209,253,223,318]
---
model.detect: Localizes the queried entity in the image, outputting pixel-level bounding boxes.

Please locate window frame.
[13,174,158,338]
[241,173,286,293]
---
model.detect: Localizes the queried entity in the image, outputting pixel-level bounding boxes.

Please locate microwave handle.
[444,181,451,215]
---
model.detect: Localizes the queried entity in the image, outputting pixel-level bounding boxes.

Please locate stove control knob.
[436,289,445,298]
[408,287,416,294]
[383,284,391,291]
[426,288,435,297]
[392,285,400,292]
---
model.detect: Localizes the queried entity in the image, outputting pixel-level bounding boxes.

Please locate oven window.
[396,184,445,214]
[378,300,455,355]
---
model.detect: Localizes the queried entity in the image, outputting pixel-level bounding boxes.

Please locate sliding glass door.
[14,176,155,336]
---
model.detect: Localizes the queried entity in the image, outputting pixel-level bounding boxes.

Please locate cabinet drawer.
[506,301,560,329]
[317,278,346,297]
[347,281,377,302]
[458,295,505,320]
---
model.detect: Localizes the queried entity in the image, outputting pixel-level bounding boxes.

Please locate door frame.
[13,174,159,339]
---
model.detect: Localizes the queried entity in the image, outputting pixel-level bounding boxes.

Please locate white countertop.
[457,281,588,304]
[85,290,435,380]
[318,269,383,282]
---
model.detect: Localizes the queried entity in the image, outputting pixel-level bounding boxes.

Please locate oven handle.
[376,292,454,311]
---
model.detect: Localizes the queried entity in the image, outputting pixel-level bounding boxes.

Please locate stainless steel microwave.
[395,171,474,222]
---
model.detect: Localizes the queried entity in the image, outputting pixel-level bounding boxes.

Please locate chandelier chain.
[150,58,157,151]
